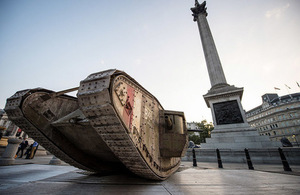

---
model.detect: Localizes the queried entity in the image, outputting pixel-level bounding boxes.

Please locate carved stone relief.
[213,100,244,125]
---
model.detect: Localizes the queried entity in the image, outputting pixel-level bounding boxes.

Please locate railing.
[184,147,299,171]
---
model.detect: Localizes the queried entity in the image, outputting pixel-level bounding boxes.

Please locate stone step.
[200,141,281,150]
[206,136,273,144]
[211,130,260,138]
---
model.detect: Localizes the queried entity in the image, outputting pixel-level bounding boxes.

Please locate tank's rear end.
[5,88,124,173]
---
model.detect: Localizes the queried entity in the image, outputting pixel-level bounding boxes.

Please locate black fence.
[186,147,297,171]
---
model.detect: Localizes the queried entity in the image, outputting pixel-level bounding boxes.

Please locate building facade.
[187,122,200,131]
[0,111,24,138]
[246,93,300,146]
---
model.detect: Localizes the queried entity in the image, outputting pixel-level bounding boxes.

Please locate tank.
[5,69,188,180]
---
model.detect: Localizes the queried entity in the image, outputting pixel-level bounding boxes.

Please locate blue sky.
[1,0,300,123]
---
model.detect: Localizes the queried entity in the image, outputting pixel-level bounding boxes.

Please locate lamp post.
[292,134,299,147]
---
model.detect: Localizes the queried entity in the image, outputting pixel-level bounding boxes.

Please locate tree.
[188,133,201,145]
[197,120,214,143]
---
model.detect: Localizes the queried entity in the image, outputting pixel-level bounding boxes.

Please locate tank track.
[5,89,92,171]
[77,70,180,180]
[5,70,182,180]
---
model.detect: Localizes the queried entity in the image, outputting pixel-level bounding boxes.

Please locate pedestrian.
[25,144,33,159]
[15,137,28,158]
[26,141,39,159]
[29,141,39,159]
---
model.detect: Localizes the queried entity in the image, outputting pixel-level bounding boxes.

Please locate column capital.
[191,0,207,21]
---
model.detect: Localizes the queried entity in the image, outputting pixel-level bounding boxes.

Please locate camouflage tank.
[5,69,188,180]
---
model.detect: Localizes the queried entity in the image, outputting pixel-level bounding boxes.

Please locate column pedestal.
[201,85,281,149]
[49,156,62,165]
[0,137,22,166]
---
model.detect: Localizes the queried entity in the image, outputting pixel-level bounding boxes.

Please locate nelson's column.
[191,1,280,149]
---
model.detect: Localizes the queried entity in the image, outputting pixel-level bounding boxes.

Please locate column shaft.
[197,13,227,87]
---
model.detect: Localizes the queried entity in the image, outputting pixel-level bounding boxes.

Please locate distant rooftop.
[270,93,300,104]
[246,92,300,114]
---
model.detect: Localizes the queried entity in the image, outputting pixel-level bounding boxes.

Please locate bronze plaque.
[213,100,244,125]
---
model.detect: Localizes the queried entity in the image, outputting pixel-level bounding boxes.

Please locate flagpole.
[285,84,291,95]
[274,87,280,94]
[274,87,281,101]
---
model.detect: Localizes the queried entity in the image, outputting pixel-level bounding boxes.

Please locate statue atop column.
[191,0,207,21]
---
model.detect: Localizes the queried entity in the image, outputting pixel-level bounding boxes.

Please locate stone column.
[0,137,22,166]
[190,1,281,150]
[191,0,246,127]
[191,0,227,88]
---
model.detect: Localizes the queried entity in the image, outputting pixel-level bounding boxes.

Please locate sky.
[1,0,300,123]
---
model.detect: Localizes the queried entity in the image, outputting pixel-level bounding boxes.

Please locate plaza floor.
[0,155,299,194]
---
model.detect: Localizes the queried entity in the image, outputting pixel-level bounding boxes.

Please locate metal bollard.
[216,148,223,168]
[278,147,292,171]
[244,148,254,170]
[192,148,197,167]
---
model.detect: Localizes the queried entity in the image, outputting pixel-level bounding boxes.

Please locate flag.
[297,82,300,88]
[285,84,291,89]
[274,87,280,90]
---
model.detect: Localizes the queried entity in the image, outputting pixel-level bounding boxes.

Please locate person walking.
[29,141,39,159]
[15,138,28,158]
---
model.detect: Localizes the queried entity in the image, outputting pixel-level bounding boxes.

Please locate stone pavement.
[11,154,69,166]
[0,155,300,194]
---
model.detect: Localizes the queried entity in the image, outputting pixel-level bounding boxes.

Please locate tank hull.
[5,69,188,180]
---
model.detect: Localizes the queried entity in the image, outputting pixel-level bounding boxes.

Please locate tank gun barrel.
[53,87,79,96]
[41,87,79,101]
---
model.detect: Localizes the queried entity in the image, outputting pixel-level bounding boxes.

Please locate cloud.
[135,58,142,65]
[265,3,290,18]
[262,65,271,73]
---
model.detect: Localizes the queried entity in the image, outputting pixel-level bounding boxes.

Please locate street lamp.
[292,134,299,147]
